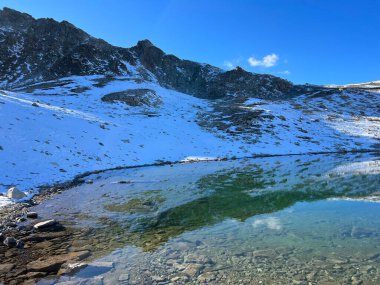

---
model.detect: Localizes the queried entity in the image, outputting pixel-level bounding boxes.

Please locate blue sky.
[1,0,379,85]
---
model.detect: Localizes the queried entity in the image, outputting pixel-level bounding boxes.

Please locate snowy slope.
[327,80,380,93]
[0,76,379,206]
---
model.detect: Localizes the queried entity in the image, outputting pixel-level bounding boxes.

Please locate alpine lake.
[30,153,380,285]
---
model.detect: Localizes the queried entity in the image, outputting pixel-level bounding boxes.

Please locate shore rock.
[33,219,57,230]
[27,212,38,219]
[58,262,88,276]
[6,187,26,199]
[3,237,17,247]
[0,263,15,273]
[27,250,91,272]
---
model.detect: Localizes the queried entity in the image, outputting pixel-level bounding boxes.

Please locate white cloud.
[223,57,243,70]
[224,61,235,69]
[248,53,279,68]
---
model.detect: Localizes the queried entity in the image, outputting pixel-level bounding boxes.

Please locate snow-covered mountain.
[0,8,379,206]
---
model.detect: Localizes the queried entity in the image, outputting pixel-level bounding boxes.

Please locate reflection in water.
[33,153,380,284]
[130,159,379,250]
[252,217,282,230]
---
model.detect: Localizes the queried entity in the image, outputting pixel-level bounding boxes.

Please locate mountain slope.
[1,75,379,206]
[0,7,293,100]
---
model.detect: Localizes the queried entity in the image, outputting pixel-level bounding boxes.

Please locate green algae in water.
[104,192,166,213]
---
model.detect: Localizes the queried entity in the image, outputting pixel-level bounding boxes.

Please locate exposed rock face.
[0,7,293,100]
[131,41,293,99]
[101,89,162,107]
[0,7,136,88]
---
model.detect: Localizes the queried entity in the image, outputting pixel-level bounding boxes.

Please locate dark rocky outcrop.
[0,7,136,88]
[101,89,162,107]
[0,7,294,100]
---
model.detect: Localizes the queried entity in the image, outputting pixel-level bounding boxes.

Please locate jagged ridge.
[0,7,293,99]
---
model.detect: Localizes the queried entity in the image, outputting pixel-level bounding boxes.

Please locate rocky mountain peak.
[0,7,294,100]
[233,66,246,73]
[0,7,34,31]
[136,39,155,49]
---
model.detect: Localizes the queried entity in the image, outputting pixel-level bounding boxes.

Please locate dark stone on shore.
[3,237,17,247]
[26,212,38,219]
[16,217,26,222]
[19,224,33,232]
[6,222,18,228]
[16,240,24,249]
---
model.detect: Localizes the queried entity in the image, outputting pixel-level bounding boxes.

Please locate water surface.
[35,153,380,284]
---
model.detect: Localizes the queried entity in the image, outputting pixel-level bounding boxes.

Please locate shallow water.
[35,153,380,284]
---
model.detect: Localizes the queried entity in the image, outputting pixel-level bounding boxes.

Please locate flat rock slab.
[27,250,91,272]
[0,263,15,273]
[23,231,68,242]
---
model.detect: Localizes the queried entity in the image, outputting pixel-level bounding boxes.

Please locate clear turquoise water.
[35,153,380,284]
